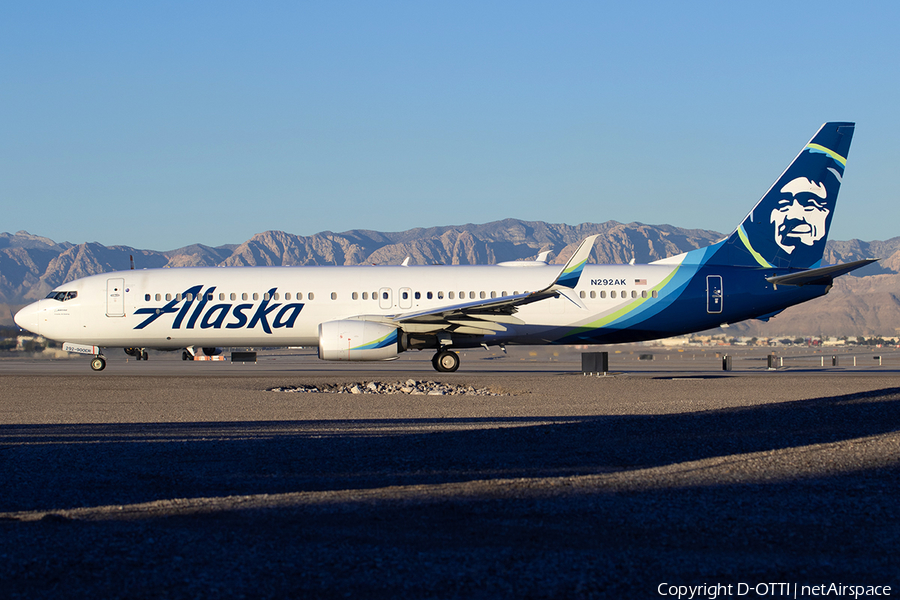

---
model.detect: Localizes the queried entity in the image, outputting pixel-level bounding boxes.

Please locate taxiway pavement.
[1,351,898,598]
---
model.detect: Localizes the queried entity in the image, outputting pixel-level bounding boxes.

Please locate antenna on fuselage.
[130,255,135,270]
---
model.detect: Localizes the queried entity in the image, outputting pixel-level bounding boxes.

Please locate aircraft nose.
[14,303,41,335]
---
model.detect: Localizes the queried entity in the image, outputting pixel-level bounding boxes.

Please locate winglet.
[554,235,598,289]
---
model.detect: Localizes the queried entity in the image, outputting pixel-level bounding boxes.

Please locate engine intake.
[318,320,402,361]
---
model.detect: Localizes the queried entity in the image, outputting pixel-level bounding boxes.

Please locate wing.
[350,235,599,336]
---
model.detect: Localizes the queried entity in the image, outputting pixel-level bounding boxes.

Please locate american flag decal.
[635,279,647,285]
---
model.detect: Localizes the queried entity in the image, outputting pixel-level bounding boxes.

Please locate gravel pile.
[269,379,502,396]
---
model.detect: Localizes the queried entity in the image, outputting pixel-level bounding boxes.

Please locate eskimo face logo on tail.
[133,286,304,333]
[742,143,846,269]
[771,177,831,254]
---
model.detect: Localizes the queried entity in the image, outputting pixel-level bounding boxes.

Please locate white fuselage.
[18,262,678,349]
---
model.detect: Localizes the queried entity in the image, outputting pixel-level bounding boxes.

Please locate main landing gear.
[431,348,460,373]
[124,348,149,361]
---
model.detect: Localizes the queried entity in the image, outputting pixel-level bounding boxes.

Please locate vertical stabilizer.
[711,122,854,269]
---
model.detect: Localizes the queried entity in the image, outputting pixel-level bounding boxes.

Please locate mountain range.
[2,221,899,337]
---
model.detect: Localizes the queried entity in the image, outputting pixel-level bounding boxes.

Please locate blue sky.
[2,1,898,251]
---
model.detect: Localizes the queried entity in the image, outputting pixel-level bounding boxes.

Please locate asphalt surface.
[1,349,898,598]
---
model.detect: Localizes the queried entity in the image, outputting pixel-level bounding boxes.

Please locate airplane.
[14,122,875,372]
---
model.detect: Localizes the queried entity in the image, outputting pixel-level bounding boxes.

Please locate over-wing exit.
[15,123,874,372]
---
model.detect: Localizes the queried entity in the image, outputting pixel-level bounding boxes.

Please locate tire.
[141,350,148,361]
[182,351,190,361]
[90,356,106,371]
[433,350,460,373]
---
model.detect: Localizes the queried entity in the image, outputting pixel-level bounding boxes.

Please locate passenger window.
[352,292,359,300]
[427,291,433,300]
[208,293,214,301]
[362,292,368,300]
[273,293,280,301]
[579,291,585,299]
[469,291,475,299]
[242,293,248,301]
[186,293,193,301]
[445,291,452,299]
[479,291,486,299]
[590,291,596,299]
[415,291,421,300]
[382,291,389,300]
[502,291,507,296]
[155,293,161,301]
[642,291,648,298]
[491,291,497,298]
[631,290,637,298]
[166,293,172,301]
[622,290,627,298]
[297,292,303,300]
[145,294,151,301]
[263,293,270,301]
[600,291,606,298]
[308,292,315,300]
[331,292,337,300]
[218,293,224,301]
[652,290,658,298]
[402,291,409,300]
[610,291,616,299]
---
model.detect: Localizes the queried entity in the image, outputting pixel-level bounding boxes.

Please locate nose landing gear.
[90,355,106,371]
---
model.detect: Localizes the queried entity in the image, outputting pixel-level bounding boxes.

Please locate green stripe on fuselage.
[563,263,683,337]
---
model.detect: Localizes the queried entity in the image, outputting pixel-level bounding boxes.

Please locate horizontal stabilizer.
[765,258,877,287]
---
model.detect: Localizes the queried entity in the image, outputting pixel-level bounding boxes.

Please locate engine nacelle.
[318,320,401,361]
[201,347,223,356]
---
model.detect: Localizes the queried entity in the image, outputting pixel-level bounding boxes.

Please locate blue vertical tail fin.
[710,122,855,269]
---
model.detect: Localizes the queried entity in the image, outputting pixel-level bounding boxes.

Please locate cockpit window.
[46,291,77,302]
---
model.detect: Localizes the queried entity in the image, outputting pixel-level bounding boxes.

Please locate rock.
[268,381,501,396]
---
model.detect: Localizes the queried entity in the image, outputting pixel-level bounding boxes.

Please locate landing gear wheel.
[182,351,191,361]
[90,356,106,371]
[433,349,460,373]
[141,350,148,361]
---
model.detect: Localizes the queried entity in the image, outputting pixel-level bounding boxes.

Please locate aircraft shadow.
[1,386,899,513]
